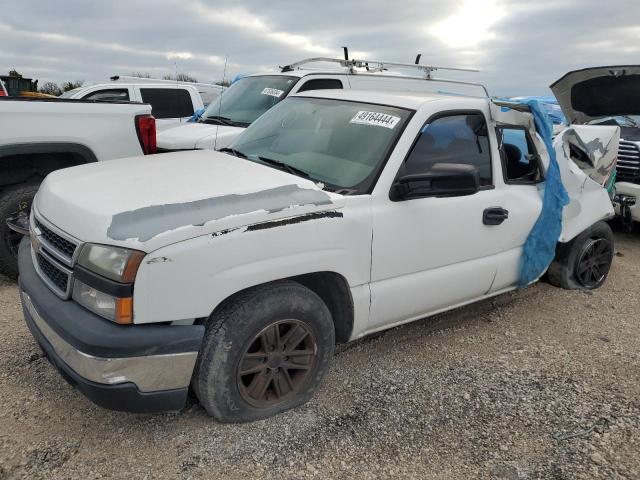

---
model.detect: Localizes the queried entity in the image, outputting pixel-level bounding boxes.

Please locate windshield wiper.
[219,147,248,159]
[254,156,311,179]
[199,115,234,126]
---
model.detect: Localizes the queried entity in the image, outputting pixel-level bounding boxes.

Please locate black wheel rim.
[237,319,317,408]
[576,238,612,288]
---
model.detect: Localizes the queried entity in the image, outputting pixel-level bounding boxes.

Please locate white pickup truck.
[0,96,156,278]
[18,87,617,422]
[61,77,222,131]
[157,56,487,152]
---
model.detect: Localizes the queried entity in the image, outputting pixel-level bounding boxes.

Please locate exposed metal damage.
[246,211,343,232]
[107,184,333,241]
[560,125,618,187]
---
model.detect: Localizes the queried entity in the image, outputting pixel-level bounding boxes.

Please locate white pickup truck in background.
[0,96,156,278]
[61,76,223,131]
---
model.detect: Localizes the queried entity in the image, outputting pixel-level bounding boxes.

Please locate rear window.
[83,88,130,102]
[297,78,343,93]
[140,88,194,119]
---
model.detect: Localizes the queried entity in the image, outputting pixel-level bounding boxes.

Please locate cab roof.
[290,88,490,111]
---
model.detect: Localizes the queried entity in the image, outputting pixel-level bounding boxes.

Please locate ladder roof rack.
[279,55,488,97]
[280,57,479,79]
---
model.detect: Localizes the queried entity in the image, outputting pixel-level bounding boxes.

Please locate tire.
[0,182,40,279]
[547,221,614,290]
[194,280,335,422]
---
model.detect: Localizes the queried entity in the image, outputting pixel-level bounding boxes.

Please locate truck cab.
[18,84,617,422]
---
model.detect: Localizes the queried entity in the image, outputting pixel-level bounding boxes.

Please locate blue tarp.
[188,107,206,123]
[501,98,570,286]
[509,96,566,125]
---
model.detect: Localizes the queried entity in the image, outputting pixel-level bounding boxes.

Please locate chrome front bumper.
[18,237,205,412]
[22,291,198,393]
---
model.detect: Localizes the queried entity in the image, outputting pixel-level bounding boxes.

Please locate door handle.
[483,207,509,225]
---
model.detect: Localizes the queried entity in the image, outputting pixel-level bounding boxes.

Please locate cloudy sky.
[1,0,638,96]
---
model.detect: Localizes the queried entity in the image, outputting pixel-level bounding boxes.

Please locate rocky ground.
[0,226,638,479]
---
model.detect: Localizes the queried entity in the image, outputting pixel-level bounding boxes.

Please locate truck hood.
[35,150,345,252]
[157,123,244,151]
[550,66,640,124]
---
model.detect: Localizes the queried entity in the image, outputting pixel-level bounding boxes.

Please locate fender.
[0,142,98,163]
[132,201,373,325]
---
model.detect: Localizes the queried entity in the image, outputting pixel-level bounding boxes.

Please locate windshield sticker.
[261,87,285,98]
[350,111,400,129]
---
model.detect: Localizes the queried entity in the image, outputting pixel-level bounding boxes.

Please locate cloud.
[0,0,639,96]
[186,1,333,54]
[429,0,507,49]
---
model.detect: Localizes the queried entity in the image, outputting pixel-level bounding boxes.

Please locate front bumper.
[615,182,640,222]
[18,239,205,413]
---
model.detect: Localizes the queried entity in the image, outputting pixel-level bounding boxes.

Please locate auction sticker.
[350,111,400,129]
[261,87,285,98]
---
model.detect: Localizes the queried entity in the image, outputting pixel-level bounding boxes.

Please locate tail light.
[135,114,156,154]
[0,82,7,97]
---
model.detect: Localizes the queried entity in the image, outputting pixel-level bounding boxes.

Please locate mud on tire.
[0,182,40,279]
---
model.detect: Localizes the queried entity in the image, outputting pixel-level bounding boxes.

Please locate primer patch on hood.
[107,184,332,242]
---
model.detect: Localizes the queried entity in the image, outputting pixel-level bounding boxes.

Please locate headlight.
[74,243,144,324]
[72,279,133,324]
[77,244,145,283]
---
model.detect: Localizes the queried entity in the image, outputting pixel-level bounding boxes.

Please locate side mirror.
[390,163,480,201]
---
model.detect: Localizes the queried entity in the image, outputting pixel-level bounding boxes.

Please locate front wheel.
[194,280,335,422]
[547,221,614,290]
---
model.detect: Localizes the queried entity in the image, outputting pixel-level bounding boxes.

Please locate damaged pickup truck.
[18,88,618,422]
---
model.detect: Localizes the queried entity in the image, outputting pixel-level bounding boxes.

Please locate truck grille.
[617,140,640,183]
[35,217,77,263]
[36,252,70,295]
[31,212,80,299]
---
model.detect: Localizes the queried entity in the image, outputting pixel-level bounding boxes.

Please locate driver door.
[368,110,509,332]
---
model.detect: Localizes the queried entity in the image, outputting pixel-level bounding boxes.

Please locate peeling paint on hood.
[107,184,333,241]
[35,149,344,252]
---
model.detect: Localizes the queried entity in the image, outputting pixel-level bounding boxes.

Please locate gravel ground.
[0,226,639,480]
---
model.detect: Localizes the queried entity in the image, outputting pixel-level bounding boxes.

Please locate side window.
[83,88,129,101]
[297,78,343,93]
[498,127,544,184]
[402,113,492,186]
[140,88,194,119]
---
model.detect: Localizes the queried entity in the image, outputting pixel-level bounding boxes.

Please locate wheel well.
[0,151,92,189]
[207,272,354,344]
[290,272,354,344]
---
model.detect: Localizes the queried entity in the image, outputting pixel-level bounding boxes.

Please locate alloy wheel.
[237,319,317,408]
[575,237,612,288]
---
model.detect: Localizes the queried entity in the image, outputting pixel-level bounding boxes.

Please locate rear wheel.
[194,281,335,422]
[0,182,40,279]
[547,221,614,290]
